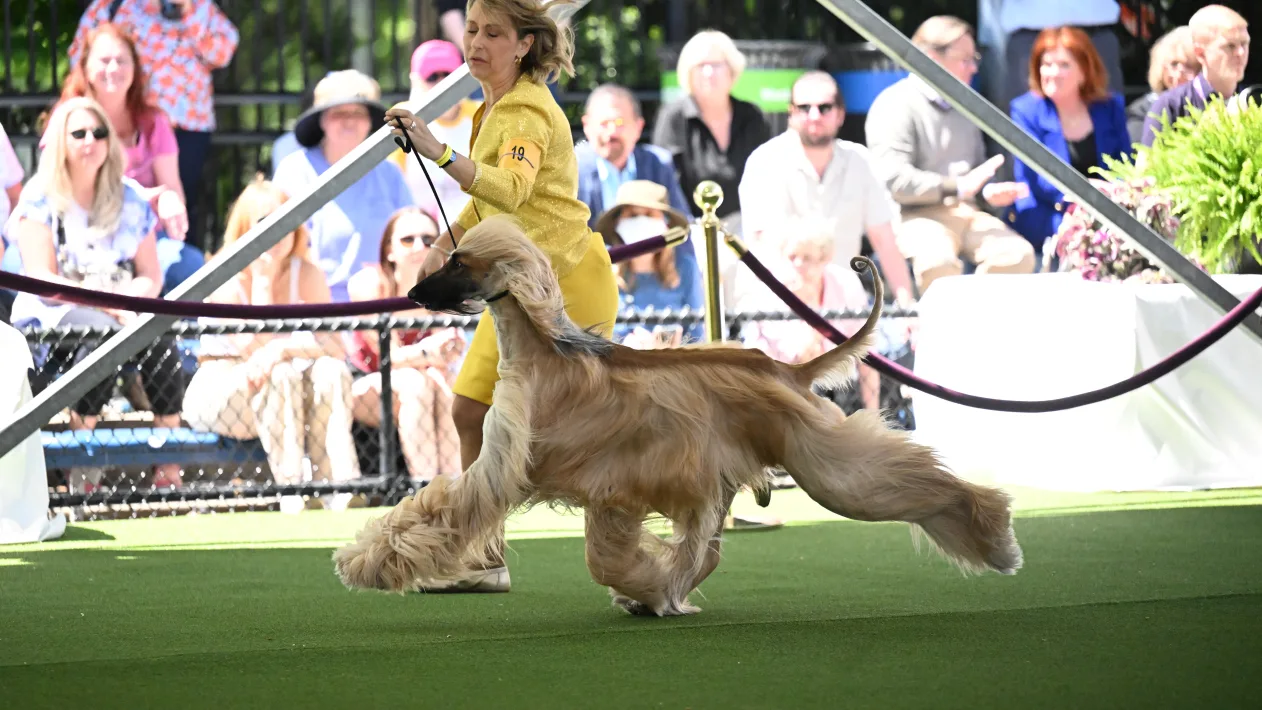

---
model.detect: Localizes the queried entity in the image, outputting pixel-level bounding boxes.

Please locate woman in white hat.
[273,69,416,303]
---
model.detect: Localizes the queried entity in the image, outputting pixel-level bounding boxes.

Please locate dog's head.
[407,216,567,335]
[406,249,500,315]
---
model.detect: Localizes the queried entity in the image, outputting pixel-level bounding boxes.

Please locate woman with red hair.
[1006,26,1130,259]
[41,23,202,293]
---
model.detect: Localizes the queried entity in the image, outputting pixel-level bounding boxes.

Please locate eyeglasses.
[326,106,370,121]
[69,126,109,141]
[792,102,837,115]
[398,233,437,247]
[696,61,729,73]
[935,46,981,65]
[589,117,625,130]
[424,71,451,84]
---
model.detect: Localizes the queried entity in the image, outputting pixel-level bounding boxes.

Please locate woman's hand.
[245,339,289,389]
[385,105,444,161]
[102,308,135,326]
[155,189,189,242]
[619,327,657,351]
[418,329,465,362]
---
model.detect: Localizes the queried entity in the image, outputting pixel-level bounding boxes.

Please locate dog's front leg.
[444,385,536,570]
[331,385,535,593]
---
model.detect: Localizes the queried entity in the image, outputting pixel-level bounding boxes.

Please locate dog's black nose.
[406,283,428,306]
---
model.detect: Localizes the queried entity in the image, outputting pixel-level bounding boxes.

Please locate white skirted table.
[909,273,1262,492]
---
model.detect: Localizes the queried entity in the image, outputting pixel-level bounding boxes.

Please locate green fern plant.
[1099,94,1262,273]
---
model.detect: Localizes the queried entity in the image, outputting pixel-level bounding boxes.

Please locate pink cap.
[411,40,463,79]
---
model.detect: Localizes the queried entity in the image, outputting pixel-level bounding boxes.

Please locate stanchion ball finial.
[693,180,724,215]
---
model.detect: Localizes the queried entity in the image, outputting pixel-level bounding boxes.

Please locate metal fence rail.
[24,307,918,518]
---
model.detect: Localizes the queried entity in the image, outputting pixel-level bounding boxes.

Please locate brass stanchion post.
[693,181,776,516]
[693,180,725,343]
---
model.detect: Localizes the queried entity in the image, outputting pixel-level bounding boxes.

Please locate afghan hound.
[332,215,1023,616]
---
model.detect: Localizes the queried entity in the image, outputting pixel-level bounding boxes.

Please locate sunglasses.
[424,71,451,84]
[398,233,437,247]
[70,126,110,141]
[792,102,837,115]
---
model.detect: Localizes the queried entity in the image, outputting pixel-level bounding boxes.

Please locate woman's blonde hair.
[469,0,576,84]
[1147,26,1197,93]
[616,243,680,292]
[676,30,746,96]
[35,96,126,239]
[219,175,310,262]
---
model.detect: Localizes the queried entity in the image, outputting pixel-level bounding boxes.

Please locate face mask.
[615,214,668,244]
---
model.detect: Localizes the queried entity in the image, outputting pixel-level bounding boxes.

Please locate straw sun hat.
[293,69,387,148]
[594,180,691,244]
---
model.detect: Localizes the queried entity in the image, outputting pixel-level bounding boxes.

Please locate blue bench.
[41,427,267,470]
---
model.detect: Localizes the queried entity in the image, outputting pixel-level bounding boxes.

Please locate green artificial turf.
[2,487,1261,709]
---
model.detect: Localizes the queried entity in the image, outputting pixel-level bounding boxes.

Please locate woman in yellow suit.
[385,0,618,592]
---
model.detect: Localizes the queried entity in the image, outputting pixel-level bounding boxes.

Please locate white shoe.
[321,492,368,511]
[279,495,308,514]
[412,566,511,594]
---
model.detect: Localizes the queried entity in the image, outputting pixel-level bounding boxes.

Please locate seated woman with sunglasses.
[5,97,185,491]
[183,178,363,506]
[347,207,464,480]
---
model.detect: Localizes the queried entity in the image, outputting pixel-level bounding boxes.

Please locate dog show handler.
[385,0,619,592]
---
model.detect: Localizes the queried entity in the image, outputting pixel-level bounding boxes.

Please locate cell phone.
[160,1,184,20]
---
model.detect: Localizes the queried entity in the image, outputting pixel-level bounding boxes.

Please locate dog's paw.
[612,594,700,617]
[611,595,658,616]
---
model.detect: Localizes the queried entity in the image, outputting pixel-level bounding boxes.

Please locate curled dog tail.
[791,256,884,391]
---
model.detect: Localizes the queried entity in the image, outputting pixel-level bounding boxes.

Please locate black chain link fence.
[21,307,917,521]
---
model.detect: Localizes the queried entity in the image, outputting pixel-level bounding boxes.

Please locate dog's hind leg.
[783,409,1023,576]
[660,504,727,614]
[584,506,704,616]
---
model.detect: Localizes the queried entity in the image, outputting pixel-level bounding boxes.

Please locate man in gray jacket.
[865,15,1035,295]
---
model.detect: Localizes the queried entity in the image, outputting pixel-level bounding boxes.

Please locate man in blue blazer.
[1007,85,1131,256]
[576,84,698,264]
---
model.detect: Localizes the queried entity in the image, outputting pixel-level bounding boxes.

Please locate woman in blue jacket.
[1007,26,1131,258]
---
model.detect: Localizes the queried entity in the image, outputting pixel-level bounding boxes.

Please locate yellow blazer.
[455,75,592,278]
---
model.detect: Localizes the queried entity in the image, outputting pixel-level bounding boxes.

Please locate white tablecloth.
[0,321,66,544]
[910,273,1262,492]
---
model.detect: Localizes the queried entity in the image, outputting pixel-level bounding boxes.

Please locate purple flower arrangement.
[1051,177,1191,284]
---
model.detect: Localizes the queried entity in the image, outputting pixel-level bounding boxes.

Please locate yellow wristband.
[436,144,455,167]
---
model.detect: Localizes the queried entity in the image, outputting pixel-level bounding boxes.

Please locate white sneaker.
[412,566,511,594]
[322,492,368,511]
[279,495,307,514]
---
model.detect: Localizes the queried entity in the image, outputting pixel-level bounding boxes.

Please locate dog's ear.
[495,258,566,339]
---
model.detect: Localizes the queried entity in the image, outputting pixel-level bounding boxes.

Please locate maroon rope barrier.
[738,250,1262,413]
[0,237,666,320]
